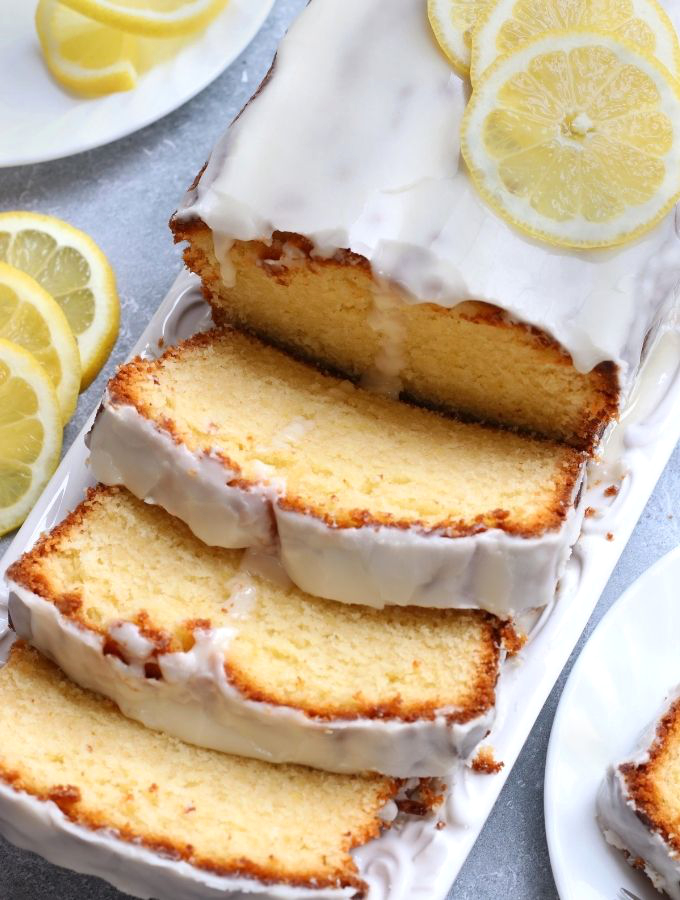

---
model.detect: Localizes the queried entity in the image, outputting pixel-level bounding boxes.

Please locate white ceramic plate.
[545,545,680,900]
[0,0,274,167]
[1,268,680,898]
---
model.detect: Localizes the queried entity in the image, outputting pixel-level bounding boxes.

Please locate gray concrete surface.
[1,1,679,896]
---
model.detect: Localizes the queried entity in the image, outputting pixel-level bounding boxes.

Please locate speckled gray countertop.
[1,1,679,897]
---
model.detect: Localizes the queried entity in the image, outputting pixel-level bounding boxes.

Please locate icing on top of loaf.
[180,0,680,381]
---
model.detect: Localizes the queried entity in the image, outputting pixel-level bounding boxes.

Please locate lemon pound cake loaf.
[598,691,680,898]
[0,641,412,900]
[7,486,507,777]
[87,329,586,620]
[171,0,680,451]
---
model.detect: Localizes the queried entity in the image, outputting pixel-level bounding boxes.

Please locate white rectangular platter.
[2,268,680,900]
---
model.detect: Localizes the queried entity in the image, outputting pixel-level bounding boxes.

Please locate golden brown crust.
[500,622,527,657]
[621,697,680,857]
[7,485,114,599]
[106,328,585,538]
[2,643,408,896]
[8,487,502,724]
[170,218,620,452]
[471,746,504,775]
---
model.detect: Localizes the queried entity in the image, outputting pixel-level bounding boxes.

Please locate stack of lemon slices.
[35,0,229,98]
[0,212,119,536]
[428,0,680,249]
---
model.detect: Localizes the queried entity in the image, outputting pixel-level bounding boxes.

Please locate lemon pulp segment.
[0,339,62,537]
[36,0,139,97]
[462,31,680,248]
[471,0,680,82]
[428,0,494,75]
[0,212,119,390]
[0,264,80,424]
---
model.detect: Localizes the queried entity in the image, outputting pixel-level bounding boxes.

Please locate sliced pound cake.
[172,0,680,451]
[0,641,414,900]
[88,328,586,621]
[7,486,507,777]
[598,691,680,898]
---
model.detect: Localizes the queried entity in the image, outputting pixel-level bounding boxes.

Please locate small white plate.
[545,545,680,900]
[0,0,274,167]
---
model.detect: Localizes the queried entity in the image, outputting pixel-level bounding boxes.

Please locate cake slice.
[171,0,680,451]
[87,328,585,621]
[598,691,680,898]
[7,485,506,777]
[0,641,415,899]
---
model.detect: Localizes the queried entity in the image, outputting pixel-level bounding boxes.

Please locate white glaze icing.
[87,393,586,619]
[597,688,680,899]
[178,0,680,390]
[275,488,584,617]
[8,582,496,777]
[0,780,359,900]
[87,397,274,548]
[225,572,259,619]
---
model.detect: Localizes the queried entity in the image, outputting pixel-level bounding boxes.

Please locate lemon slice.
[0,264,80,426]
[461,31,680,249]
[0,212,119,390]
[428,0,494,76]
[57,0,228,37]
[0,339,62,537]
[36,0,140,98]
[472,0,680,83]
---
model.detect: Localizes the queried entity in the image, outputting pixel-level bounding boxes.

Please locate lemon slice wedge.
[462,31,680,249]
[0,212,119,390]
[428,0,494,76]
[472,0,680,83]
[57,0,228,37]
[0,264,80,426]
[0,339,62,537]
[36,0,140,98]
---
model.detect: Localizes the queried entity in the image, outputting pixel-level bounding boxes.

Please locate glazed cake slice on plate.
[87,328,586,621]
[0,641,423,900]
[171,0,680,451]
[7,485,508,777]
[598,691,680,898]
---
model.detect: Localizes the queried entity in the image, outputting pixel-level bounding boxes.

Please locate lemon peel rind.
[56,0,229,37]
[0,338,62,538]
[462,30,680,250]
[0,212,120,390]
[470,0,680,85]
[427,0,473,76]
[0,263,80,426]
[650,0,680,78]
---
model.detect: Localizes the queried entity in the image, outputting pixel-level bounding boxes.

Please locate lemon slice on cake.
[36,0,140,97]
[0,212,119,390]
[0,264,80,425]
[461,32,680,249]
[471,0,680,83]
[428,0,494,75]
[56,0,228,37]
[0,339,62,537]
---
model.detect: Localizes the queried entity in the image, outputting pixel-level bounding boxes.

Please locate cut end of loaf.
[171,215,619,452]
